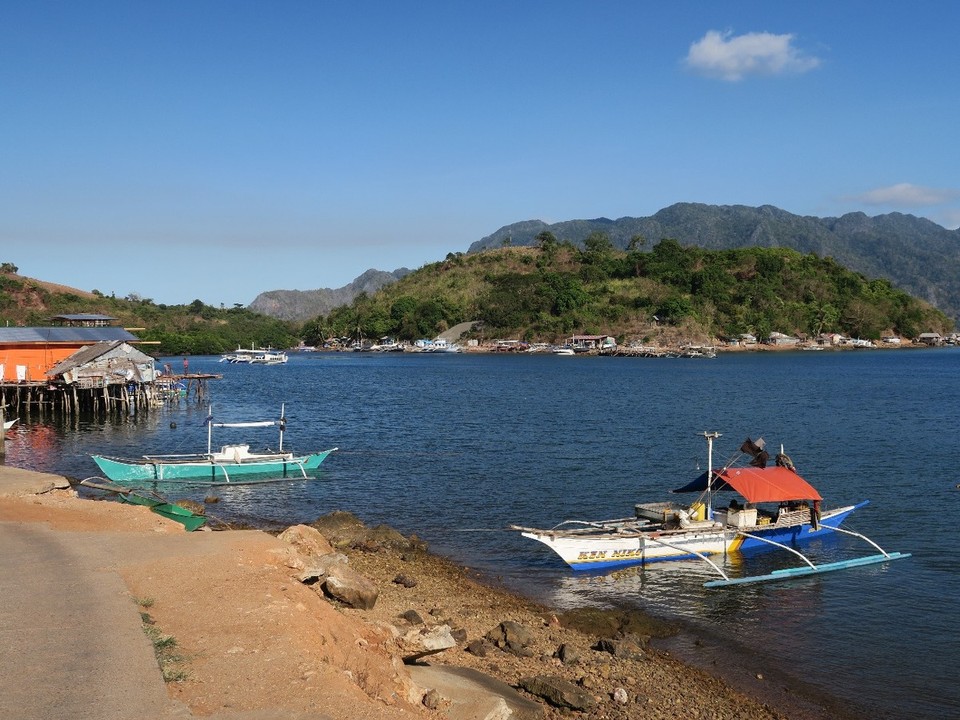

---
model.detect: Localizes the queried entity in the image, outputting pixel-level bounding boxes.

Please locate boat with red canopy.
[509,432,909,586]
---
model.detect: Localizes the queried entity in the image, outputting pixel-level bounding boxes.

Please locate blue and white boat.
[510,432,909,587]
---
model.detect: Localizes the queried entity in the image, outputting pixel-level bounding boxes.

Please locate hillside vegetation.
[303,237,953,346]
[0,267,300,355]
[471,203,960,323]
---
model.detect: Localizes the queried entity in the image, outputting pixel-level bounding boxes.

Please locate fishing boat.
[509,432,909,587]
[91,405,336,484]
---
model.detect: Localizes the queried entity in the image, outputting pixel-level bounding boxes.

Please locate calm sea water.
[4,348,958,719]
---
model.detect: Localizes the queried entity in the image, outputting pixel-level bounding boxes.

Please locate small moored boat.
[509,432,909,587]
[91,405,336,484]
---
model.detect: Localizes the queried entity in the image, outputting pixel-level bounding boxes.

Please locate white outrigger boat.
[220,346,289,364]
[510,432,909,587]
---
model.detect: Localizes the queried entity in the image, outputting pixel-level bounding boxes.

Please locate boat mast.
[207,404,214,455]
[702,431,721,519]
[279,403,285,452]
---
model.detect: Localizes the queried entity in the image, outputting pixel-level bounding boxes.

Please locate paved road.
[0,467,188,720]
[0,521,190,720]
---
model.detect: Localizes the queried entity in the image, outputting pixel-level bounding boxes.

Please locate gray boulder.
[518,675,596,710]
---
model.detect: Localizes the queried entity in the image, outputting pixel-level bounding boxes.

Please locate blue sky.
[2,1,958,308]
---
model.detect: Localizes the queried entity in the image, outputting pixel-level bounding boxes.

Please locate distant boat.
[370,337,404,352]
[220,346,288,364]
[413,338,462,353]
[91,405,336,484]
[552,346,575,355]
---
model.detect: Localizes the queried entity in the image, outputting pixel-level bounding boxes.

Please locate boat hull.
[521,503,864,572]
[92,448,337,483]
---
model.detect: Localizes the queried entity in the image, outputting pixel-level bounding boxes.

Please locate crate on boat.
[726,507,757,527]
[635,501,685,522]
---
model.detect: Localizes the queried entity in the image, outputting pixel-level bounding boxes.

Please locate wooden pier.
[0,373,221,420]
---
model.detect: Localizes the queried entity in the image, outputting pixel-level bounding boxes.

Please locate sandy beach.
[0,466,862,720]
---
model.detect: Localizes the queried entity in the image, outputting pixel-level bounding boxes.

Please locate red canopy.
[713,465,822,503]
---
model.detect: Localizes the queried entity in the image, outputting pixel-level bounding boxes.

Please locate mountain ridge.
[249,268,410,321]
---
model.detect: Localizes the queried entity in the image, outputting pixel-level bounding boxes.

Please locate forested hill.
[305,241,953,347]
[469,203,960,322]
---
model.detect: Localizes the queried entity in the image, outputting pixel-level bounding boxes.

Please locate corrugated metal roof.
[46,342,121,376]
[47,341,157,379]
[50,314,117,321]
[0,327,139,343]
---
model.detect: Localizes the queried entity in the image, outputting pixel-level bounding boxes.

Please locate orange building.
[0,315,141,383]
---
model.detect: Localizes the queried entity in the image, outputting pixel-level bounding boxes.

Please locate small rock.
[401,609,425,625]
[422,689,443,710]
[555,643,580,665]
[466,639,491,657]
[393,573,418,588]
[613,687,628,704]
[594,637,645,661]
[486,620,536,656]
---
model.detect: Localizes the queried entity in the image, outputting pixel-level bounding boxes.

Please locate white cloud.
[685,30,820,81]
[854,183,960,207]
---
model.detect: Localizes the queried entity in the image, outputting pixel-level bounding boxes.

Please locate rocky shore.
[0,469,862,720]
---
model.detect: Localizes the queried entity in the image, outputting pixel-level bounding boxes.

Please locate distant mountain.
[249,268,411,322]
[469,203,960,323]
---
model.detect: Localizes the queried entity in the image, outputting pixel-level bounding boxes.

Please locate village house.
[917,332,943,346]
[816,333,845,346]
[0,315,142,383]
[45,341,158,388]
[766,331,800,347]
[567,334,617,351]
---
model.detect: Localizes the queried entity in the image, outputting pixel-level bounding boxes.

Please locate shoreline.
[296,338,948,356]
[0,465,873,720]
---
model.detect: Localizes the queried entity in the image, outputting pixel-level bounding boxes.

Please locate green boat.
[79,478,208,531]
[91,404,337,484]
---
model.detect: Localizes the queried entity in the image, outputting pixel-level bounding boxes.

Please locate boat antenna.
[701,431,721,519]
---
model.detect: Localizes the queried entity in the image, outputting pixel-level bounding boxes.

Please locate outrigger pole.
[703,529,911,588]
